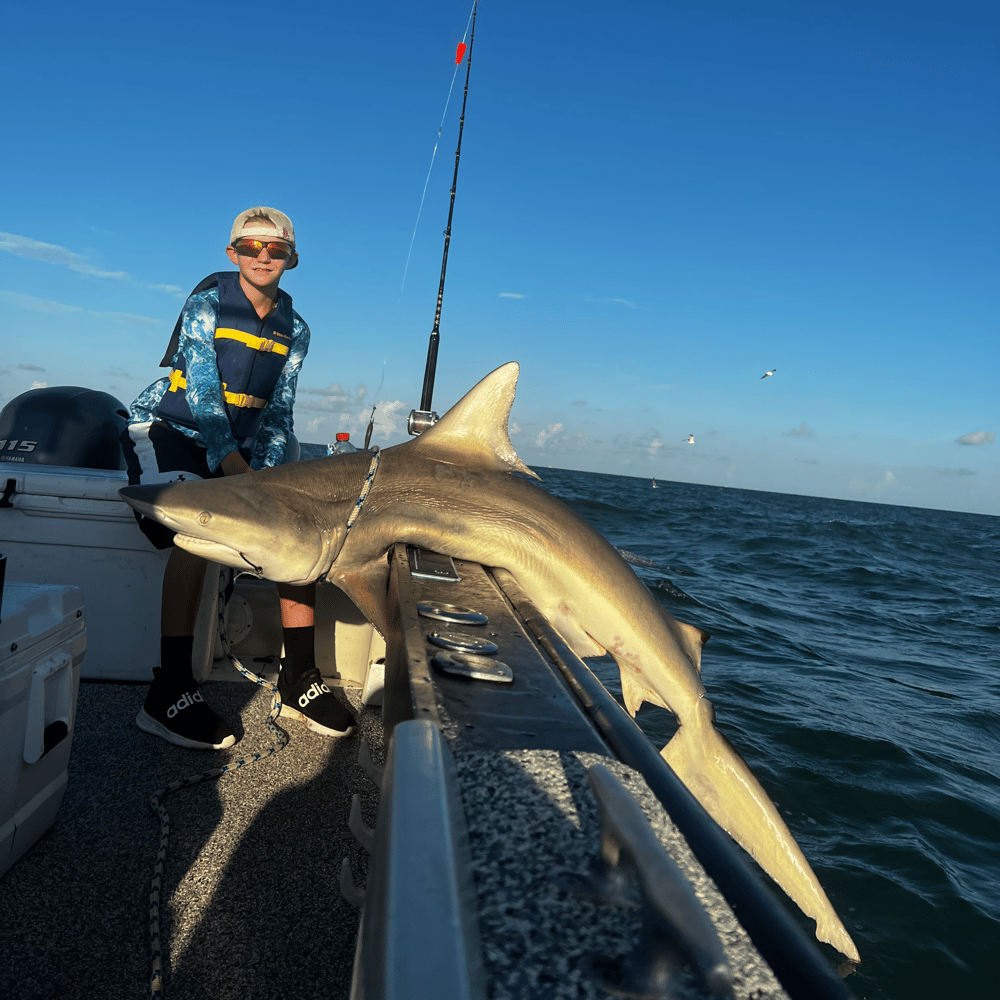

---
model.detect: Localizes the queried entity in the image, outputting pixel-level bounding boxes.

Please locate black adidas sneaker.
[137,667,237,750]
[276,667,357,738]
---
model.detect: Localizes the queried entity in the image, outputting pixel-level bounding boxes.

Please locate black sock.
[281,625,316,686]
[158,636,195,686]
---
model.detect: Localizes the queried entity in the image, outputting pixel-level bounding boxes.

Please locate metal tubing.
[355,720,487,1000]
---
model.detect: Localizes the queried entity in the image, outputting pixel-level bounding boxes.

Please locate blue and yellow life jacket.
[154,272,294,443]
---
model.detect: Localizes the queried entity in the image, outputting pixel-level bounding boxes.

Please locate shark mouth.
[171,528,339,587]
[171,533,263,576]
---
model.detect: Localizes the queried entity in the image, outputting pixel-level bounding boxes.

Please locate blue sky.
[2,0,997,515]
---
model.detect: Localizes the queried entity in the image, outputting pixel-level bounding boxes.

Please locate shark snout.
[119,478,338,585]
[120,481,250,546]
[120,482,191,524]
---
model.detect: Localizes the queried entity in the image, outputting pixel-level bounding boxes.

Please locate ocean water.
[524,466,999,1000]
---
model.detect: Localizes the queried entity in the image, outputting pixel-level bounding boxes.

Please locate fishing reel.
[407,409,439,437]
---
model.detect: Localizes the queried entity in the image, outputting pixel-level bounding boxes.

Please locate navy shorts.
[120,421,249,550]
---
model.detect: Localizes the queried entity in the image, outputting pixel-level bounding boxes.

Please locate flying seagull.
[761,369,777,379]
[685,434,695,444]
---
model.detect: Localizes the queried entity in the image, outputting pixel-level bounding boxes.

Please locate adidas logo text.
[167,691,205,718]
[298,681,330,709]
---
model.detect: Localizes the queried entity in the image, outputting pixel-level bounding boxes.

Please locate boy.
[123,207,355,749]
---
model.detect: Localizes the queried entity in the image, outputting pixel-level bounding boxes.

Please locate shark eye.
[198,511,212,525]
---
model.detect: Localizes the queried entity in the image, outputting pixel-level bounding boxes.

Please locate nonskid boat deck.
[0,673,791,1000]
[0,675,373,999]
[2,544,863,998]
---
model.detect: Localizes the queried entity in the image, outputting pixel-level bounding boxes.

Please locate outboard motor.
[0,386,130,471]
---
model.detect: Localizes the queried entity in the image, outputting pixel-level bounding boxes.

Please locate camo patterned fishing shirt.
[129,286,310,472]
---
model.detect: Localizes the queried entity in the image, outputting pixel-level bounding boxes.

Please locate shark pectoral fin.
[661,709,861,963]
[330,559,392,638]
[555,619,605,659]
[411,362,540,479]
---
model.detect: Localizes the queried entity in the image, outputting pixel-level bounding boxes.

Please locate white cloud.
[956,430,994,446]
[295,383,369,414]
[373,399,406,435]
[106,312,159,327]
[587,296,638,309]
[0,233,129,280]
[607,429,674,461]
[297,398,405,444]
[535,423,564,448]
[0,233,129,279]
[1,290,83,314]
[526,423,590,455]
[499,292,524,299]
[0,232,185,295]
[0,290,158,325]
[849,470,897,497]
[784,422,814,438]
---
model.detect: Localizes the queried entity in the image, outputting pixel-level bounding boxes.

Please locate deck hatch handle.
[408,546,461,582]
[416,601,488,626]
[431,650,513,684]
[427,631,498,655]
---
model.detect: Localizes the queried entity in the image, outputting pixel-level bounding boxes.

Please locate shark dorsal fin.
[411,362,540,479]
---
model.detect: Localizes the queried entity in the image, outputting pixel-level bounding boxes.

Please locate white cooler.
[0,466,217,680]
[0,580,87,877]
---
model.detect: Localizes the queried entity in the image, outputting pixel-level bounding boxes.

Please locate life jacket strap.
[166,371,268,409]
[215,327,290,356]
[224,391,268,410]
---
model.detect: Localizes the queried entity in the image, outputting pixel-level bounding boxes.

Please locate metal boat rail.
[346,544,854,1000]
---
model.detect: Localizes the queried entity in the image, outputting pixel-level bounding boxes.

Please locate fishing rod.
[408,0,480,436]
[363,362,385,450]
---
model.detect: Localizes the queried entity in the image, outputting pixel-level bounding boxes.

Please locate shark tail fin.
[661,704,861,963]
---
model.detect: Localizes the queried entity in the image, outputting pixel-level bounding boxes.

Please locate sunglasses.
[233,239,294,261]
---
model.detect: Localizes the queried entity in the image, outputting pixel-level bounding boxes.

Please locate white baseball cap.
[230,207,295,248]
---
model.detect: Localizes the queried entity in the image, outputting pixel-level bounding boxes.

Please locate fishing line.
[398,1,478,301]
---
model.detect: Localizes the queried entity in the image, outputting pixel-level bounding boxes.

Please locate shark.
[120,362,859,963]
